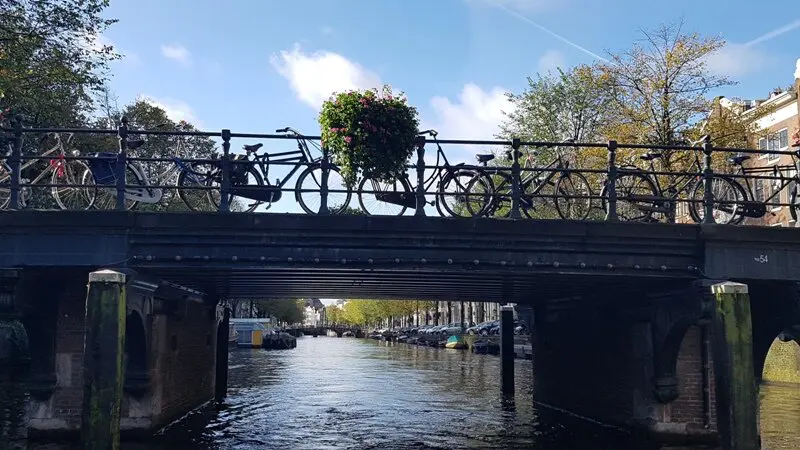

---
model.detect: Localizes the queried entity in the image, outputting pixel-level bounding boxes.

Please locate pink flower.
[344,136,352,144]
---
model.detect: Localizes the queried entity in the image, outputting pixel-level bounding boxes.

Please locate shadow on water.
[18,337,800,449]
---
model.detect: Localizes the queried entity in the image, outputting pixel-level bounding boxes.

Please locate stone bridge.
[3,211,800,446]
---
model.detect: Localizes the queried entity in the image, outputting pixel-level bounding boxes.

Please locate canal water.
[20,336,800,449]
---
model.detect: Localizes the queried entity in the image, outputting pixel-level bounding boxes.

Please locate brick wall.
[662,326,717,432]
[150,300,216,428]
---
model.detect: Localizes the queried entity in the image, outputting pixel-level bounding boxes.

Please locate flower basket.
[319,85,419,186]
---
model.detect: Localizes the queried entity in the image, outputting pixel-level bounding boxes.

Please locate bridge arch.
[124,311,149,397]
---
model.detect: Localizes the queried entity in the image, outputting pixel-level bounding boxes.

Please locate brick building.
[714,59,800,226]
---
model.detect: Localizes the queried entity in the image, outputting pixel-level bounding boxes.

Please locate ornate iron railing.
[2,115,800,226]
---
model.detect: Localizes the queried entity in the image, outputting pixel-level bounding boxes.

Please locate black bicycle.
[465,140,593,220]
[355,129,480,217]
[184,127,351,214]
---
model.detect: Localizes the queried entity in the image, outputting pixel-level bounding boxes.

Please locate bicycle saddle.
[639,152,662,161]
[476,154,495,163]
[728,155,750,165]
[243,143,263,153]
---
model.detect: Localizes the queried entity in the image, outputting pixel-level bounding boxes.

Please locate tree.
[0,0,118,126]
[254,299,305,325]
[598,21,733,158]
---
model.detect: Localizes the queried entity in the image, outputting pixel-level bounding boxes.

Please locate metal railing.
[2,115,800,226]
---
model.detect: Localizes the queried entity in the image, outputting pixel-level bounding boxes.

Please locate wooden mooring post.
[81,270,126,450]
[500,304,515,399]
[710,281,759,450]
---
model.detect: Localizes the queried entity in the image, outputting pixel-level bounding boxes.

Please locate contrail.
[486,0,610,62]
[744,18,800,47]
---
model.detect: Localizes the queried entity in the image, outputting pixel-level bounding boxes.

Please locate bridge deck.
[2,211,798,301]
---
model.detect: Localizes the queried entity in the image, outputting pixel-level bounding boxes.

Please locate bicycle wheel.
[0,162,9,210]
[51,159,94,210]
[463,171,508,217]
[295,164,351,215]
[436,168,485,218]
[208,165,264,213]
[688,176,742,224]
[85,164,144,210]
[357,175,413,216]
[554,172,593,220]
[600,172,659,222]
[177,162,219,212]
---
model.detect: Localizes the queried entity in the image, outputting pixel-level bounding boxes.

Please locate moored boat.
[445,335,468,349]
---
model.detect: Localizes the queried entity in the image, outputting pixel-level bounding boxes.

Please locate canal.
[22,336,800,449]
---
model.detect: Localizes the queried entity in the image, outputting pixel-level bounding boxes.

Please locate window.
[754,178,765,202]
[759,128,789,162]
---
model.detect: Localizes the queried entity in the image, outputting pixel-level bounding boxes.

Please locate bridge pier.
[215,305,230,402]
[11,267,219,441]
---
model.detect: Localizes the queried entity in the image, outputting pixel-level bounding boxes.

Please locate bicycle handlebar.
[418,129,438,137]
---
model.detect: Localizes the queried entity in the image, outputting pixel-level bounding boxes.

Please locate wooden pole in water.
[500,304,515,399]
[710,281,758,450]
[81,270,126,450]
[215,306,230,402]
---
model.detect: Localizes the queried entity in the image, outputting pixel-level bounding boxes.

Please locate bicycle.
[193,127,351,214]
[355,129,481,217]
[465,140,593,220]
[600,137,740,224]
[1,115,93,211]
[722,147,800,225]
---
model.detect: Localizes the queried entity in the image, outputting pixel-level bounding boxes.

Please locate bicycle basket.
[87,152,118,185]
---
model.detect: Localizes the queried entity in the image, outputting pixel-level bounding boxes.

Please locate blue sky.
[96,0,800,215]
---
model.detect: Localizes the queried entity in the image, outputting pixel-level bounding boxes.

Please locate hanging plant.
[319,85,420,186]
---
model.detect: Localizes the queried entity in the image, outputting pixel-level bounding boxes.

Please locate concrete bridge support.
[10,267,220,439]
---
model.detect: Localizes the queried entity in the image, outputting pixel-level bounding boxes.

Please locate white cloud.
[270,44,381,109]
[320,26,335,35]
[537,49,565,74]
[138,95,203,128]
[427,84,513,141]
[704,43,773,78]
[795,58,800,80]
[160,44,192,66]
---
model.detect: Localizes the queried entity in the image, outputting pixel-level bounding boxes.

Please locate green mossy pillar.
[710,281,759,450]
[81,270,126,450]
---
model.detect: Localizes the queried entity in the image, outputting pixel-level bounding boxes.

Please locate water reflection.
[21,337,800,449]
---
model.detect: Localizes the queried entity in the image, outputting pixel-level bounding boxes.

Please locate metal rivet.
[688,265,694,271]
[527,261,533,267]
[368,258,374,264]
[175,256,181,261]
[260,256,266,261]
[146,255,153,261]
[287,257,293,263]
[634,264,640,269]
[314,258,320,263]
[341,258,347,264]
[132,255,139,260]
[447,259,453,264]
[474,259,479,265]
[203,256,210,261]
[660,265,667,271]
[232,256,238,262]
[552,262,559,268]
[395,258,400,263]
[500,261,507,266]
[607,263,614,269]
[421,258,427,264]
[579,262,586,269]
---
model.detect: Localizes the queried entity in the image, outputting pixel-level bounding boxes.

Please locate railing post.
[509,138,522,219]
[318,146,330,215]
[702,136,716,224]
[219,129,231,213]
[415,136,426,217]
[605,140,618,222]
[115,117,128,211]
[8,115,22,210]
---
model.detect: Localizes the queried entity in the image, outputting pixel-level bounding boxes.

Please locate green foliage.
[255,299,305,325]
[0,0,118,126]
[334,299,424,326]
[319,85,420,186]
